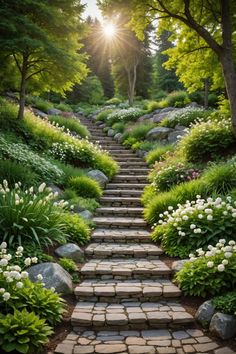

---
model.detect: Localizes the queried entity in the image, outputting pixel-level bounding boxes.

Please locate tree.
[71,75,105,104]
[129,0,236,135]
[0,0,88,119]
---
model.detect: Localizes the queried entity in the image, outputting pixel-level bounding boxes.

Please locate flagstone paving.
[54,118,236,353]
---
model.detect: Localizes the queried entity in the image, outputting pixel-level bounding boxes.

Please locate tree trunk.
[204,78,209,109]
[220,52,236,136]
[17,56,27,120]
[127,62,137,106]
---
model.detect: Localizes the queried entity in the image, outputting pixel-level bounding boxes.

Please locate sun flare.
[102,22,117,39]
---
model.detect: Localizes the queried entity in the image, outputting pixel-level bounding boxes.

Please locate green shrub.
[59,258,77,272]
[0,309,52,354]
[179,118,235,163]
[147,101,161,113]
[60,212,90,245]
[106,107,143,126]
[152,196,236,258]
[212,291,236,315]
[175,239,236,297]
[160,107,211,128]
[55,102,72,112]
[0,181,67,247]
[93,153,118,179]
[128,122,156,140]
[96,109,114,122]
[208,93,218,107]
[203,161,236,195]
[48,115,90,138]
[0,160,39,187]
[105,97,122,105]
[26,96,53,113]
[152,90,168,101]
[146,144,174,165]
[123,137,138,148]
[112,122,126,133]
[0,136,64,184]
[166,90,190,107]
[68,176,102,199]
[63,189,99,212]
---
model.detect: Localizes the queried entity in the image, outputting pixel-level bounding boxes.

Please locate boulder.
[161,107,177,113]
[32,108,48,119]
[210,313,236,339]
[195,300,215,328]
[87,169,109,188]
[79,209,93,220]
[138,113,154,122]
[167,130,187,144]
[99,123,106,129]
[47,108,62,116]
[48,184,63,196]
[152,112,169,123]
[136,149,146,158]
[107,129,115,137]
[27,262,72,294]
[55,243,84,262]
[146,127,173,141]
[175,125,186,131]
[171,259,189,274]
[114,133,123,142]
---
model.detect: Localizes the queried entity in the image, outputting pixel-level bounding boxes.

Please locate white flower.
[207,261,214,268]
[21,271,28,279]
[50,287,55,292]
[224,252,232,258]
[16,281,23,289]
[38,182,46,193]
[17,246,24,253]
[24,258,31,266]
[0,259,8,266]
[31,257,38,264]
[2,292,10,301]
[190,224,196,230]
[182,215,188,221]
[37,274,43,281]
[229,240,236,246]
[0,288,5,293]
[217,264,225,272]
[0,242,7,249]
[219,239,226,244]
[222,259,229,265]
[198,214,203,219]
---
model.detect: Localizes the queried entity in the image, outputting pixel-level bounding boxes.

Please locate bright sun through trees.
[102,22,117,39]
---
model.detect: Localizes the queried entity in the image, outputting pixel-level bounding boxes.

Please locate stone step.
[90,137,115,142]
[56,328,227,354]
[107,150,135,154]
[100,197,142,207]
[114,157,146,162]
[100,145,125,149]
[119,161,147,167]
[112,175,147,183]
[85,243,163,259]
[107,183,148,190]
[81,259,171,279]
[119,168,149,175]
[93,217,147,229]
[103,190,143,197]
[91,229,151,243]
[75,279,181,302]
[71,301,194,330]
[96,207,143,217]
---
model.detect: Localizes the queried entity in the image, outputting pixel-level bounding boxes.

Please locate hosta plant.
[176,239,236,297]
[152,196,236,258]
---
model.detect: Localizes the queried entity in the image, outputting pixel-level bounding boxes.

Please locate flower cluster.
[152,162,201,192]
[163,107,210,128]
[0,242,41,303]
[107,107,143,123]
[152,195,236,258]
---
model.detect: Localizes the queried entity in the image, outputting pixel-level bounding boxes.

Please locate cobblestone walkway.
[54,119,235,354]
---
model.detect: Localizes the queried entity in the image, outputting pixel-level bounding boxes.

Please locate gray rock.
[136,149,146,158]
[210,312,236,339]
[48,184,63,196]
[175,125,187,131]
[114,133,123,142]
[73,204,85,213]
[27,262,72,294]
[161,107,176,113]
[79,210,93,220]
[152,112,169,123]
[186,102,202,108]
[167,130,187,144]
[32,108,48,119]
[99,123,106,129]
[172,259,189,274]
[138,113,154,122]
[146,127,173,141]
[48,108,62,116]
[87,169,108,188]
[55,243,84,262]
[107,129,115,137]
[195,300,215,328]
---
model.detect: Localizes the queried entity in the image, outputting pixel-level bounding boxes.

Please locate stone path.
[54,118,235,354]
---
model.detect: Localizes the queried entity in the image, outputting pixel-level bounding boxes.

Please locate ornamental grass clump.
[0,243,65,353]
[0,180,68,248]
[175,239,236,297]
[152,196,236,258]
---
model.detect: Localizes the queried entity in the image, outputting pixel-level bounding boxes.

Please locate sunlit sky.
[82,0,103,21]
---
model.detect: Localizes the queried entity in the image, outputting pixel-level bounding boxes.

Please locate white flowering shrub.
[176,239,236,297]
[160,107,211,128]
[0,180,67,247]
[0,242,65,353]
[0,136,64,183]
[152,196,236,258]
[179,118,235,162]
[106,107,143,125]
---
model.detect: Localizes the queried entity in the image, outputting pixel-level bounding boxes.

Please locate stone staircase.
[54,119,234,354]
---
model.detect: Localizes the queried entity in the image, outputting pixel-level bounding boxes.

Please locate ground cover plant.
[160,107,212,128]
[175,239,236,297]
[48,115,90,138]
[212,291,236,315]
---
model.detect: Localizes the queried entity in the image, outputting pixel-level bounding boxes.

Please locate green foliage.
[112,122,126,133]
[96,109,114,122]
[0,309,52,354]
[160,107,212,128]
[123,137,138,148]
[59,213,90,245]
[147,101,161,113]
[62,188,99,212]
[0,182,66,248]
[26,97,53,113]
[152,196,236,258]
[75,75,105,104]
[166,91,190,107]
[179,119,236,163]
[212,291,236,315]
[68,176,102,199]
[175,240,236,297]
[59,258,77,272]
[146,144,174,165]
[93,153,118,179]
[55,103,72,112]
[127,122,156,140]
[203,161,236,195]
[106,107,144,126]
[106,97,122,105]
[48,115,90,138]
[0,160,39,187]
